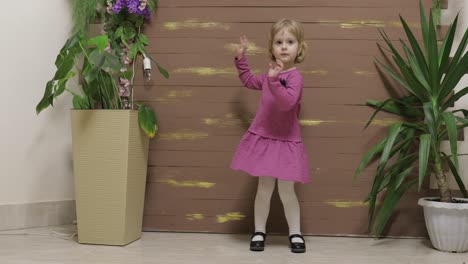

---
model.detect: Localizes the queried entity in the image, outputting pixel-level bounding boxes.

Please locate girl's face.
[272,29,299,69]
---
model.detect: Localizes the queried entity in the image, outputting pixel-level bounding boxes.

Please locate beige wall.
[0,0,74,205]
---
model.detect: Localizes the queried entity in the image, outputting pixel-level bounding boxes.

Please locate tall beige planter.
[71,109,149,246]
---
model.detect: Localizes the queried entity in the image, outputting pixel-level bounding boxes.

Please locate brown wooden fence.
[139,0,448,237]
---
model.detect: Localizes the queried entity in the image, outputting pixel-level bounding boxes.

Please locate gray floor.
[0,225,467,264]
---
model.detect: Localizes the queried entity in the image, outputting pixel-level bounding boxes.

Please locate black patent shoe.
[250,232,266,251]
[289,234,306,253]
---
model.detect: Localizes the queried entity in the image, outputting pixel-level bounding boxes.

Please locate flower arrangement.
[36,0,168,138]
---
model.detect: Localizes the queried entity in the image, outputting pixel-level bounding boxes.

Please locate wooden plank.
[143,214,425,236]
[145,165,423,196]
[144,38,406,56]
[133,53,411,91]
[147,116,398,138]
[157,0,434,8]
[144,197,425,224]
[143,192,429,236]
[151,134,387,153]
[144,186,375,208]
[143,102,401,121]
[146,166,377,187]
[145,22,447,41]
[140,53,397,72]
[134,86,405,105]
[136,68,402,90]
[154,7,424,23]
[146,217,425,236]
[148,149,378,171]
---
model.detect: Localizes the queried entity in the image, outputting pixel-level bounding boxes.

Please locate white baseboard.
[0,200,76,231]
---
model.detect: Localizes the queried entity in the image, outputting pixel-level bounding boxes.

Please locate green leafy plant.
[36,0,168,138]
[354,0,468,237]
[71,0,99,36]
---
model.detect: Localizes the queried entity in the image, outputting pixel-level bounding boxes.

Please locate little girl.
[230,19,309,253]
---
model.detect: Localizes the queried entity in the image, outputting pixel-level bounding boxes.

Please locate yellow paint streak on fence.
[300,119,337,126]
[370,118,399,127]
[159,130,209,140]
[203,116,398,128]
[186,214,205,220]
[354,70,376,75]
[300,119,398,127]
[225,42,266,55]
[167,90,193,98]
[216,212,246,223]
[156,90,194,101]
[203,114,247,127]
[319,20,410,29]
[303,70,328,75]
[319,20,417,29]
[339,20,386,28]
[326,200,369,208]
[165,20,230,30]
[174,67,236,76]
[158,179,216,188]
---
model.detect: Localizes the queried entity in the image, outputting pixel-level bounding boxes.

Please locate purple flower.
[110,0,151,19]
[126,0,139,13]
[111,0,124,13]
[141,8,150,19]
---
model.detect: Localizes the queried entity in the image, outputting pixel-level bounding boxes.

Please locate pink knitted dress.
[230,56,310,184]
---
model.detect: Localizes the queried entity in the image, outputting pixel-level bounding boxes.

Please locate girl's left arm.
[267,72,303,111]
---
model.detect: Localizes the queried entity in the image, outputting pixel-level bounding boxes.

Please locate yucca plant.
[354,0,468,237]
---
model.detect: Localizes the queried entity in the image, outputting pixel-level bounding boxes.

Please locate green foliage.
[355,0,468,237]
[138,104,158,138]
[36,33,123,114]
[37,0,169,138]
[71,0,98,35]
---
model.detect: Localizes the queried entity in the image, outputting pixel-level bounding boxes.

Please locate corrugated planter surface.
[71,109,149,246]
[418,197,468,253]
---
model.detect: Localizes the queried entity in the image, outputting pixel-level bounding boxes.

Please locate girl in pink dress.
[230,19,309,253]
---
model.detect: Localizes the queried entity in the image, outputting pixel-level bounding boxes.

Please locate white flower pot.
[418,197,468,252]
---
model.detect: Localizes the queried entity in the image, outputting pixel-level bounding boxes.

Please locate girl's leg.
[277,180,304,243]
[252,176,276,241]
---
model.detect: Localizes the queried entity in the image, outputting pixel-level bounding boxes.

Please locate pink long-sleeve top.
[235,56,303,142]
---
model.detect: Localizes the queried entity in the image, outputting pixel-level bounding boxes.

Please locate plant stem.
[78,41,95,108]
[130,54,136,109]
[129,26,141,110]
[433,156,452,202]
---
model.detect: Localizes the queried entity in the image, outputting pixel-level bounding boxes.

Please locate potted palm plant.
[354,0,468,252]
[36,0,168,245]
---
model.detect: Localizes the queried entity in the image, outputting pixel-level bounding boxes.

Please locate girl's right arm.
[235,56,263,90]
[234,35,263,90]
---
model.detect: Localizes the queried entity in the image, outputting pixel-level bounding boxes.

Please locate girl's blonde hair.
[268,19,307,64]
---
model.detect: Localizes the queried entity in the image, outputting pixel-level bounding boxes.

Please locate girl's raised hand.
[237,35,249,58]
[268,60,284,77]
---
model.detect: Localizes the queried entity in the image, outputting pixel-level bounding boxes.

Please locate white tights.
[252,177,303,242]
